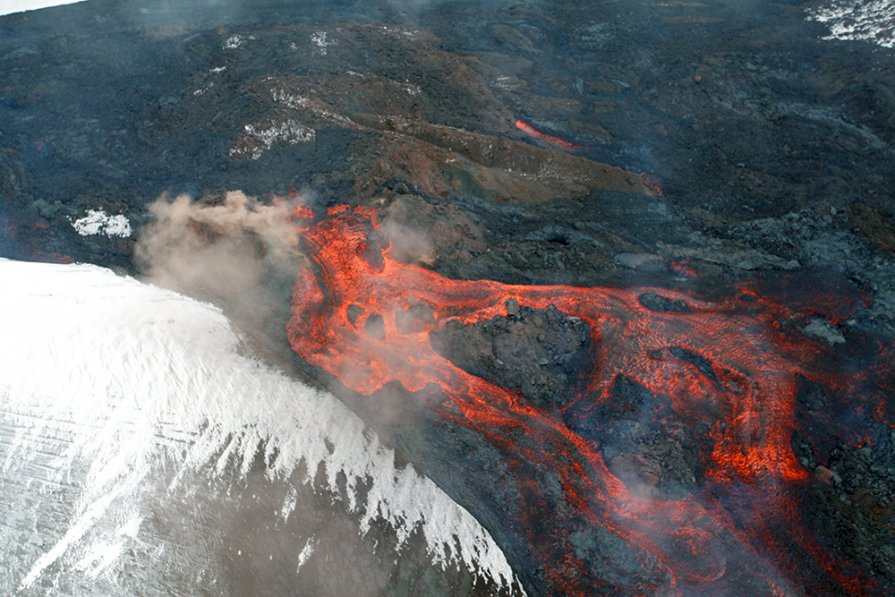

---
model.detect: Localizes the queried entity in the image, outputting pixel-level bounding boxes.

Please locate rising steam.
[135,191,300,325]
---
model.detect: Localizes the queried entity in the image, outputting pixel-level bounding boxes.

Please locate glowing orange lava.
[515,119,581,149]
[287,205,890,595]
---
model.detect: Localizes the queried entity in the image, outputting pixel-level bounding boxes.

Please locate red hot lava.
[287,205,891,595]
[515,119,581,149]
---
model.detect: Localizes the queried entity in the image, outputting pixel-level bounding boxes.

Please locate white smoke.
[135,191,298,300]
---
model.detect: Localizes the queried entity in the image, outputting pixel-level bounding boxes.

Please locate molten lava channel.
[287,204,891,596]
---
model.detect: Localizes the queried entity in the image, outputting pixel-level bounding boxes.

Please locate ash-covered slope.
[0,258,520,595]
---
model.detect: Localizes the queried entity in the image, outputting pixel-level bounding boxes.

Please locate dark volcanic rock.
[431,301,591,406]
[668,346,716,380]
[802,426,895,583]
[850,203,895,255]
[564,375,701,498]
[638,291,691,313]
[791,373,895,585]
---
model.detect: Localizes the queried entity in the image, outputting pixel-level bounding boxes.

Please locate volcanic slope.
[0,258,520,596]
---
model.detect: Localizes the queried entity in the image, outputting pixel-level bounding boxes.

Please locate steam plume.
[135,191,299,327]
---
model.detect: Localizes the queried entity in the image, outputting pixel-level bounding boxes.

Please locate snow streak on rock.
[229,121,316,160]
[0,259,517,593]
[809,1,895,48]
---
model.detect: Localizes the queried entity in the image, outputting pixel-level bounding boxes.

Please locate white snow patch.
[281,484,298,521]
[0,0,86,16]
[272,87,311,110]
[808,1,895,48]
[0,259,519,593]
[71,209,132,238]
[223,35,243,50]
[74,517,142,580]
[296,537,316,573]
[311,31,334,55]
[269,87,357,128]
[403,82,422,96]
[230,120,316,160]
[377,24,420,39]
[493,75,526,91]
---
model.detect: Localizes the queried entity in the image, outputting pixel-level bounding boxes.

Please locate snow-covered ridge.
[0,1,86,17]
[0,259,518,593]
[808,1,895,48]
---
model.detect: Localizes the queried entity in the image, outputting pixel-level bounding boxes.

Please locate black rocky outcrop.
[431,300,591,407]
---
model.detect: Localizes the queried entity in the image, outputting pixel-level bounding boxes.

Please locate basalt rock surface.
[431,301,592,406]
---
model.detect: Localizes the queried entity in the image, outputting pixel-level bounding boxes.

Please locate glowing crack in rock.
[71,209,132,238]
[0,258,519,594]
[515,119,580,149]
[808,1,895,48]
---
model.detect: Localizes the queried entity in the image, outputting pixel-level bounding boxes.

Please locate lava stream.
[287,205,889,595]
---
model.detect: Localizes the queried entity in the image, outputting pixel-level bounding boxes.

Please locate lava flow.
[287,204,892,595]
[515,119,581,149]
